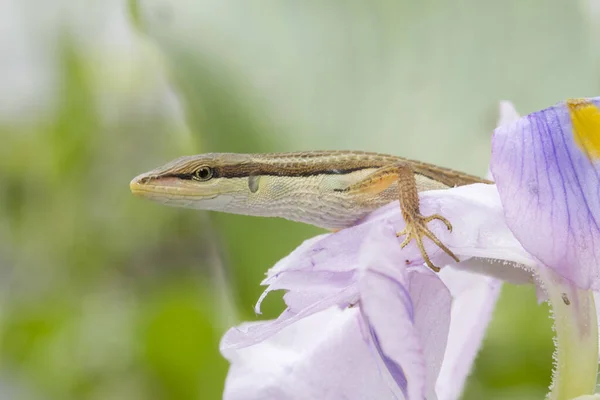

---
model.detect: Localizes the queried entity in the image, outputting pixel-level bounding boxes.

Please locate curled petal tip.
[497,101,520,127]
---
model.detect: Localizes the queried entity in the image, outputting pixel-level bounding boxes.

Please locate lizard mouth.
[129,174,218,200]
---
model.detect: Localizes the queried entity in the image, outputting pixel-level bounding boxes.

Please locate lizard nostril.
[130,174,154,192]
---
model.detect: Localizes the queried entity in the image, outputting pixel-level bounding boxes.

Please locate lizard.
[129,151,492,271]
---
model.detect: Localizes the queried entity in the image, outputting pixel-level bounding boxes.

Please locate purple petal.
[491,98,600,289]
[222,307,394,400]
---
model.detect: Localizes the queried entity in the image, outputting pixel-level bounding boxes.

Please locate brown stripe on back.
[217,163,380,178]
[212,151,394,178]
[156,150,490,186]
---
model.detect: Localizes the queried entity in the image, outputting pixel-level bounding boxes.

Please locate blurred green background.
[1,0,598,399]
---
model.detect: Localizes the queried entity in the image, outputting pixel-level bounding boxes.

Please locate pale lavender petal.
[254,226,388,314]
[222,307,394,400]
[364,184,537,270]
[358,230,435,400]
[491,97,600,289]
[263,234,329,278]
[360,269,422,399]
[408,270,452,400]
[267,222,396,275]
[436,266,503,400]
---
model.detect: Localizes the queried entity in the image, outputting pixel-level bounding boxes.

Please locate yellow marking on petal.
[567,98,600,160]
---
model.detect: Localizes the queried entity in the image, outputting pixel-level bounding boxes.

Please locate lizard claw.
[423,214,453,232]
[398,233,411,249]
[396,213,459,272]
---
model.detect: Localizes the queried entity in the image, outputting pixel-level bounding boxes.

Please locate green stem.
[539,268,598,400]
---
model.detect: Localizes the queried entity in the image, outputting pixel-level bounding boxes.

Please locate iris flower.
[220,98,600,400]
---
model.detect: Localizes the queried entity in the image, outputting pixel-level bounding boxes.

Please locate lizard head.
[129,153,255,212]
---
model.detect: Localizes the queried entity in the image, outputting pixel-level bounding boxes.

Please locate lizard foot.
[396,213,459,272]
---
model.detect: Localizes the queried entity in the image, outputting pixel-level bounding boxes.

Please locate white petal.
[497,100,521,127]
[222,307,395,400]
[436,266,503,400]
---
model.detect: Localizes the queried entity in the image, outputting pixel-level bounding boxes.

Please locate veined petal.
[360,269,424,400]
[491,98,600,289]
[358,230,452,400]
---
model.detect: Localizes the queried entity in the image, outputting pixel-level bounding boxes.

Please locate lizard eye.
[192,166,214,181]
